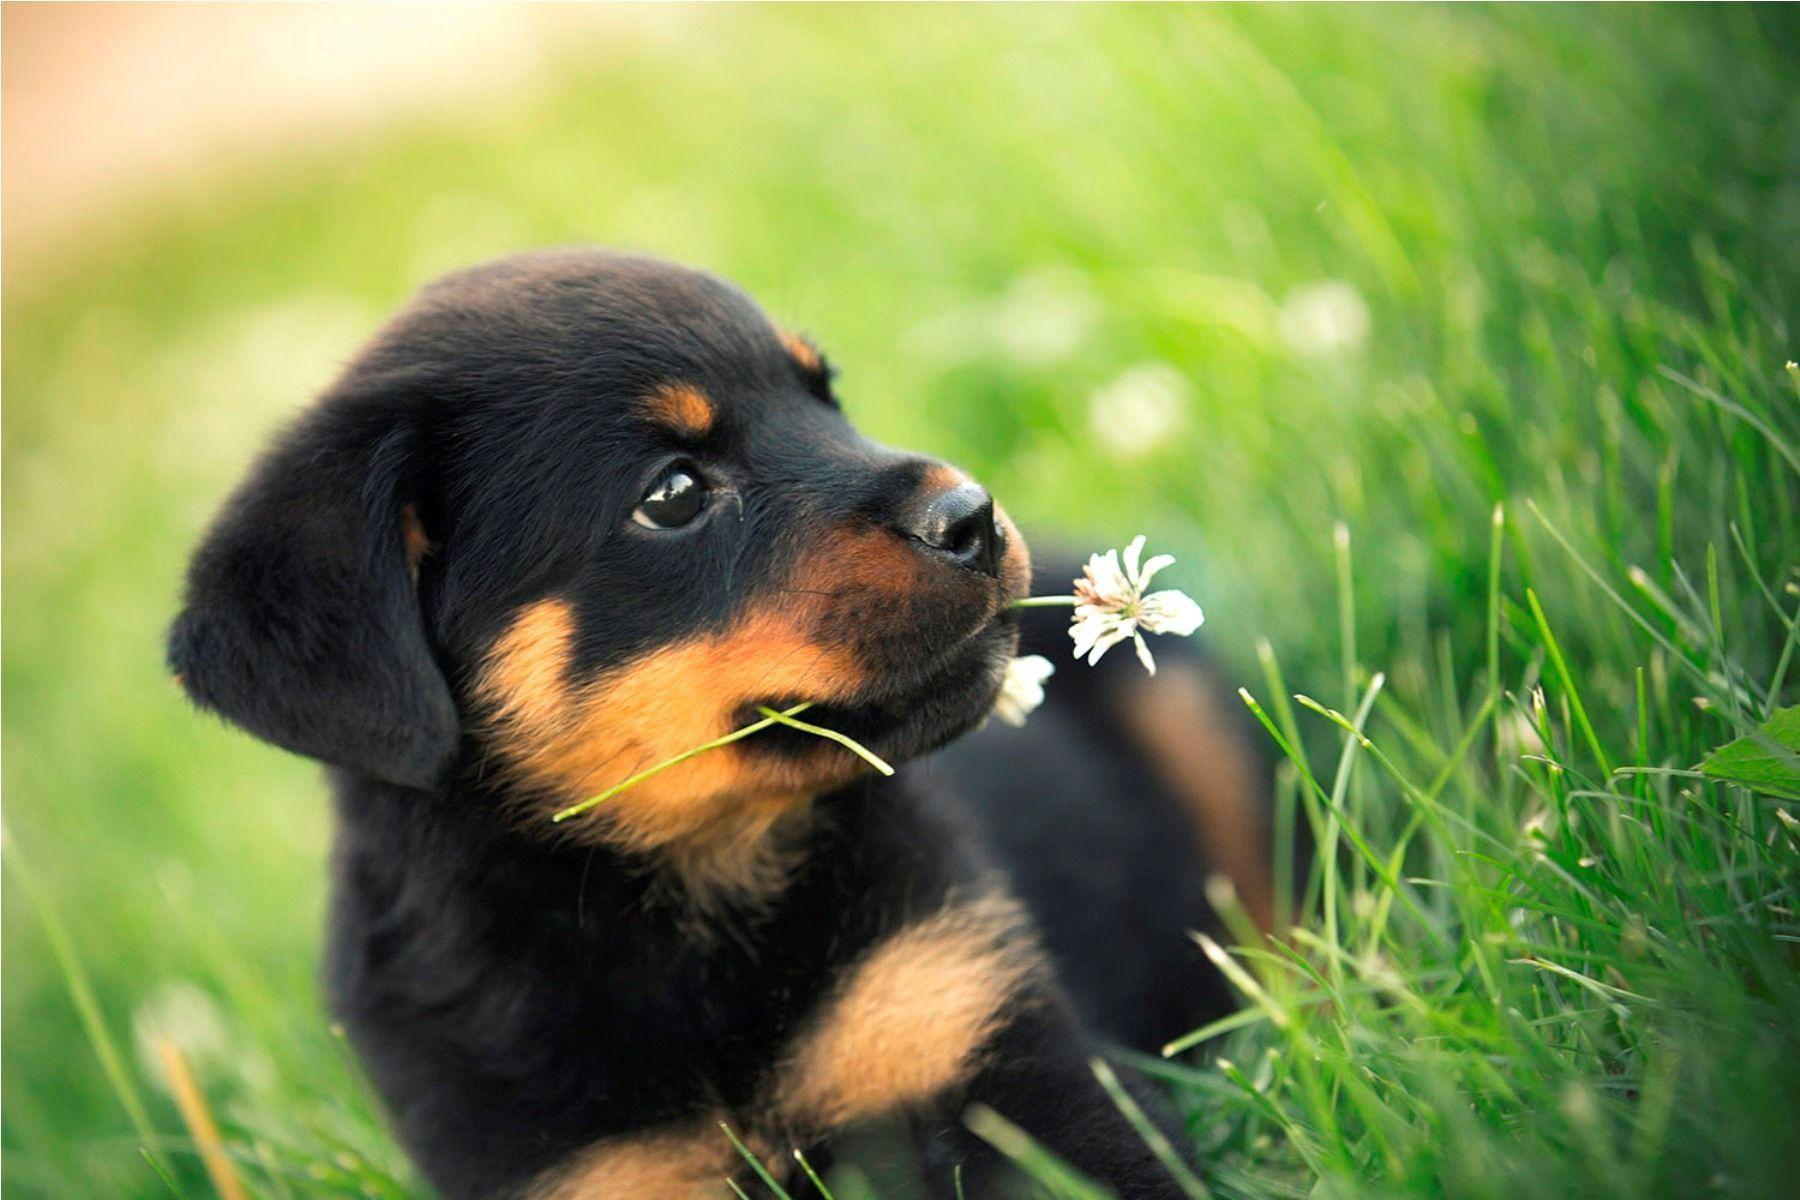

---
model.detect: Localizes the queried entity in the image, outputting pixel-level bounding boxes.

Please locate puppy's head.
[170,250,1028,854]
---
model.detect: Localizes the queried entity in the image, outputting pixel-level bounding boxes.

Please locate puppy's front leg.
[912,994,1196,1199]
[770,890,1195,1199]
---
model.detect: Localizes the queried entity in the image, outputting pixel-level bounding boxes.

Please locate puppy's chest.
[545,846,1035,1131]
[527,883,1047,1200]
[599,890,909,1090]
[335,787,1041,1195]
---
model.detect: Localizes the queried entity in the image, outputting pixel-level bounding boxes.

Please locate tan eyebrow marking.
[639,383,716,438]
[777,329,822,374]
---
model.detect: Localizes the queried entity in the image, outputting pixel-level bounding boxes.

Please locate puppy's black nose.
[908,481,1000,576]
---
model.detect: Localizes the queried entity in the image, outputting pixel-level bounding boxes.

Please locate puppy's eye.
[632,464,709,529]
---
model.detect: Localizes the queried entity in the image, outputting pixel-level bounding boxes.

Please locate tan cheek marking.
[529,1120,745,1200]
[774,893,1046,1133]
[641,383,716,437]
[481,599,582,739]
[777,329,821,374]
[476,518,942,895]
[1115,663,1275,932]
[478,599,869,854]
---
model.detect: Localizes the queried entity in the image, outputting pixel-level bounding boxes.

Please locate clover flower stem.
[757,706,895,775]
[1008,595,1079,608]
[551,702,815,822]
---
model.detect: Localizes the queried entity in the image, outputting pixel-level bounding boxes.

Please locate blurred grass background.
[4,5,1797,1198]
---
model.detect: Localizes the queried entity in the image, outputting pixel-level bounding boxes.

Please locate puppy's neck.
[639,789,819,914]
[480,767,827,915]
[334,770,836,924]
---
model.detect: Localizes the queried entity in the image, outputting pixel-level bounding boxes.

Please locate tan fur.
[480,599,580,738]
[532,897,1046,1194]
[773,892,1046,1133]
[478,598,864,871]
[528,1120,744,1200]
[777,329,821,374]
[1116,663,1275,931]
[920,462,969,492]
[476,499,1022,902]
[401,504,433,585]
[640,383,716,438]
[993,501,1030,597]
[476,515,957,839]
[813,522,927,593]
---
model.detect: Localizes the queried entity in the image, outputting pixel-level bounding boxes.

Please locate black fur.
[168,382,458,789]
[170,250,1265,1199]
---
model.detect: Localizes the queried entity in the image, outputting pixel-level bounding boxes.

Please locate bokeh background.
[5,6,1797,1199]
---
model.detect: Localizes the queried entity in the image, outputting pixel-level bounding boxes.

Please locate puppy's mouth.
[737,604,1022,771]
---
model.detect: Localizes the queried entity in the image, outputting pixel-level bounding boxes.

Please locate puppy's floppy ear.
[168,372,458,790]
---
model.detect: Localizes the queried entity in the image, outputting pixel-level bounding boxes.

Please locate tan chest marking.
[773,892,1047,1133]
[528,898,1045,1194]
[528,1118,755,1200]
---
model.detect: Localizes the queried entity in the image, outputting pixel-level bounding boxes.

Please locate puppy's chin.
[741,615,1020,776]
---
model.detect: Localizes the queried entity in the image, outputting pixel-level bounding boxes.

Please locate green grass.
[4,6,1798,1197]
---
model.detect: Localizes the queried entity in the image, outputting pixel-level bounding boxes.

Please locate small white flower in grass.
[1521,809,1552,841]
[1279,280,1369,356]
[132,980,230,1093]
[991,655,1054,727]
[1087,363,1187,460]
[1069,535,1205,674]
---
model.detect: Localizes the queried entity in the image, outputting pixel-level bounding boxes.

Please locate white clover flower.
[132,980,230,1093]
[1521,809,1552,841]
[1498,709,1546,758]
[993,268,1099,366]
[992,654,1055,727]
[1087,363,1188,460]
[1278,280,1369,356]
[1069,535,1205,674]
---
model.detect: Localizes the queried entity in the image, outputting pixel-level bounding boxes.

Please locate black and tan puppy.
[169,250,1271,1199]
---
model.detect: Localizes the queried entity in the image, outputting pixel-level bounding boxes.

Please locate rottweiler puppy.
[169,250,1271,1199]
